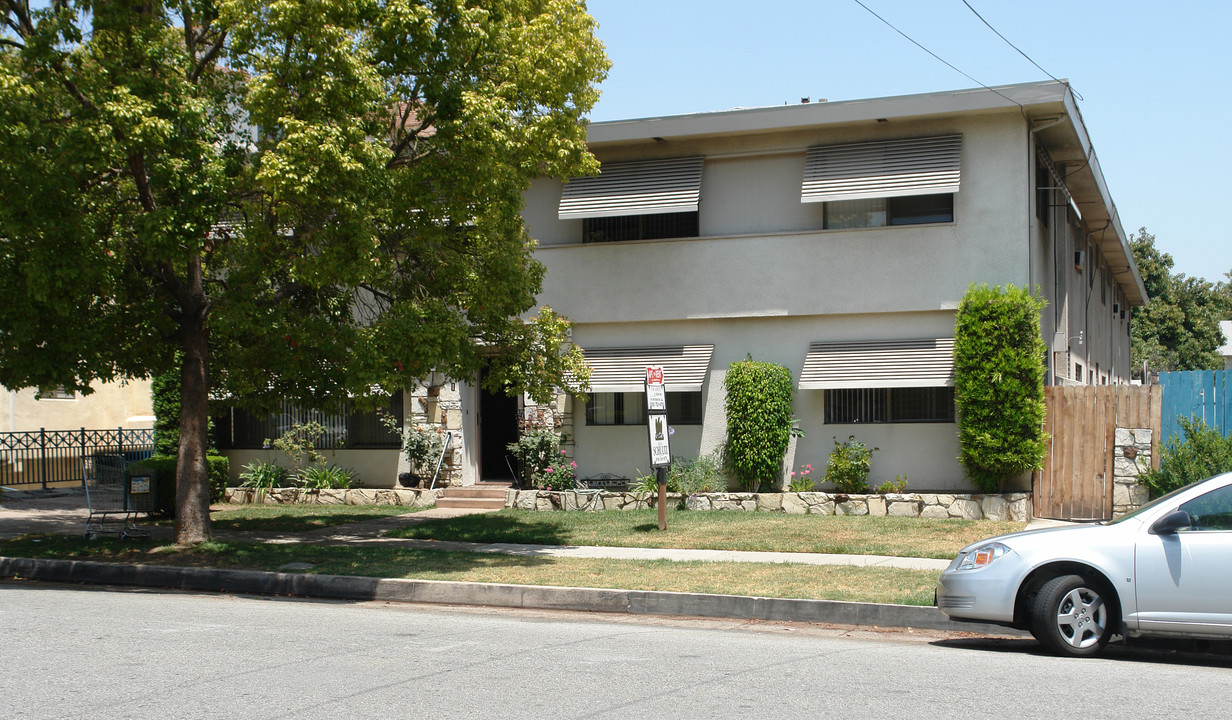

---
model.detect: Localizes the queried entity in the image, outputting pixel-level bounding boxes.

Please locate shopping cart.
[82,454,157,539]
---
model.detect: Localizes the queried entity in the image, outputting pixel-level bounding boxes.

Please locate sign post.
[645,365,670,530]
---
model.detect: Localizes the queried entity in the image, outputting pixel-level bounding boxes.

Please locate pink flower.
[560,449,567,456]
[570,461,577,469]
[545,467,554,473]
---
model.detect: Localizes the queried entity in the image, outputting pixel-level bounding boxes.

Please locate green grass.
[386,508,1025,559]
[209,504,422,532]
[0,535,941,606]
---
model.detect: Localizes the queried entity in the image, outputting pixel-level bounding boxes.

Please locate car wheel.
[1029,574,1112,657]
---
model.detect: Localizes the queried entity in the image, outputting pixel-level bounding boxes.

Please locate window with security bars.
[213,395,403,450]
[824,387,954,424]
[583,211,698,243]
[586,391,703,425]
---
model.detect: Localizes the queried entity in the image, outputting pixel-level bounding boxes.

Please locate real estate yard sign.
[646,365,670,530]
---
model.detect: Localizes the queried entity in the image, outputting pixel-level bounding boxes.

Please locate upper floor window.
[802,135,961,230]
[823,193,953,229]
[560,157,704,243]
[36,386,75,400]
[583,211,699,243]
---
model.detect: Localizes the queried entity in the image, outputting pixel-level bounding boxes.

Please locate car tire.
[1029,574,1112,657]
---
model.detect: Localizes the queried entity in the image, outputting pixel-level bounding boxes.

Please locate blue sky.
[585,0,1232,285]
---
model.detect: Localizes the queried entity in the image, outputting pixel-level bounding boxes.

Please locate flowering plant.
[532,449,578,490]
[788,463,816,492]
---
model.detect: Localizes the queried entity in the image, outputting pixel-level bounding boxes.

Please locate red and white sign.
[645,366,664,386]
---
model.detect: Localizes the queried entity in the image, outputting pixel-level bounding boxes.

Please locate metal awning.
[582,344,715,392]
[799,338,955,389]
[801,135,962,204]
[559,157,704,220]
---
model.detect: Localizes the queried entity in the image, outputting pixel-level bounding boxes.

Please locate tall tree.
[0,0,607,544]
[1129,228,1225,372]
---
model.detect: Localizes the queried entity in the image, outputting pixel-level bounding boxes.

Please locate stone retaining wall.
[224,487,443,507]
[505,489,1032,521]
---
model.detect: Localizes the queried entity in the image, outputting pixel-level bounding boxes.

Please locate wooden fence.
[1034,385,1162,521]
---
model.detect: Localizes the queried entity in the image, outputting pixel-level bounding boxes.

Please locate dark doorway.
[479,375,519,482]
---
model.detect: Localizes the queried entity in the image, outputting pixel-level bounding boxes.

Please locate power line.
[961,0,1083,101]
[849,0,1025,110]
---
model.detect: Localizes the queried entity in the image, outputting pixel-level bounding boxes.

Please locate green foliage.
[151,369,181,457]
[788,463,816,492]
[534,450,578,491]
[268,422,329,479]
[297,464,358,490]
[0,1,609,542]
[874,475,909,494]
[402,424,447,477]
[723,359,796,491]
[239,460,290,491]
[954,283,1048,492]
[825,436,878,493]
[630,453,728,495]
[1139,417,1232,498]
[1129,228,1228,373]
[507,427,564,487]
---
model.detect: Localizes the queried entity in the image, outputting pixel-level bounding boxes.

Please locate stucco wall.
[224,448,400,488]
[2,379,154,433]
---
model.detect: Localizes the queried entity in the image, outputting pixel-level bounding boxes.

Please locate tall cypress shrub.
[954,283,1048,491]
[151,368,181,457]
[724,359,795,491]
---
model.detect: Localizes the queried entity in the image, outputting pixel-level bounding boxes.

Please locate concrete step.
[442,487,509,499]
[436,496,507,510]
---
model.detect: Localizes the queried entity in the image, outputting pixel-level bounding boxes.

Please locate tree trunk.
[174,260,212,545]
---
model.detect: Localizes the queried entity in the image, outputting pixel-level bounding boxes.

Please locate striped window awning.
[799,338,955,390]
[581,344,715,393]
[801,135,962,204]
[559,157,705,220]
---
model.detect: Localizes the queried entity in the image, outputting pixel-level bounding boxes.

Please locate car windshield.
[1104,479,1205,525]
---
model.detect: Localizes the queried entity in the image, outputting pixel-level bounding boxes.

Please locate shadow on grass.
[388,511,572,546]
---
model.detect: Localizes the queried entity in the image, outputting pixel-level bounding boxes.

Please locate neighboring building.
[1219,321,1232,370]
[481,80,1143,491]
[2,379,154,433]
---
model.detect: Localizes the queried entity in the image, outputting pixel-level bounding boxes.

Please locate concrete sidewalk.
[0,488,1027,636]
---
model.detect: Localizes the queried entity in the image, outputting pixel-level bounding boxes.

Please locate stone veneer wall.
[505,490,1031,521]
[224,487,443,507]
[1112,427,1153,517]
[404,383,463,486]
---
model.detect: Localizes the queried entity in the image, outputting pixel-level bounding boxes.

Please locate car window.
[1179,485,1232,531]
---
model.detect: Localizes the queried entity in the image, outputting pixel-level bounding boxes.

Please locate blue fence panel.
[1158,370,1231,444]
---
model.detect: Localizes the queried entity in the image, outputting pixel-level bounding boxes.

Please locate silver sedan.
[936,471,1232,656]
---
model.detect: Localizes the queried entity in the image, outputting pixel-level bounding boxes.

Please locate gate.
[1157,370,1232,443]
[1034,385,1162,521]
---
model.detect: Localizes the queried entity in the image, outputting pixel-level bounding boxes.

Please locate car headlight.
[955,542,1011,571]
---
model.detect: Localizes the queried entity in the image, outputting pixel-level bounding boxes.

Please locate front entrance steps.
[436,481,512,510]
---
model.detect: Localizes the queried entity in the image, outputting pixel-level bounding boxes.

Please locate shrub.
[238,459,289,491]
[533,450,578,490]
[874,474,909,494]
[825,436,877,493]
[269,421,329,478]
[298,464,358,490]
[954,283,1048,492]
[132,454,230,515]
[507,428,563,486]
[788,463,816,492]
[403,424,446,477]
[629,453,727,495]
[724,359,796,491]
[1140,416,1232,498]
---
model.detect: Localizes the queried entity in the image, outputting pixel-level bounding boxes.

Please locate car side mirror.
[1150,509,1192,535]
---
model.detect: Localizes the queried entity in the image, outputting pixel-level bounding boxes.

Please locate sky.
[584,0,1232,285]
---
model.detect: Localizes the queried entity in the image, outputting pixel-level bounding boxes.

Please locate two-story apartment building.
[441,80,1142,493]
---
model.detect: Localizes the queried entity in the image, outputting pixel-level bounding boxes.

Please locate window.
[1075,361,1084,381]
[1179,485,1232,531]
[213,395,403,450]
[36,386,75,400]
[824,387,954,424]
[586,392,703,426]
[583,211,698,243]
[823,193,953,229]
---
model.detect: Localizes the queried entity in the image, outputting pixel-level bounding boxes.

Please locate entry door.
[478,378,519,482]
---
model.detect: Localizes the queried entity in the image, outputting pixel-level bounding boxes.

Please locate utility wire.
[850,0,1024,110]
[961,0,1083,100]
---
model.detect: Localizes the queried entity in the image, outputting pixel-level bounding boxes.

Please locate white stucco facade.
[508,81,1144,492]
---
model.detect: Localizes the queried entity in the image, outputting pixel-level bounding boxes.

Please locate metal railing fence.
[0,427,156,490]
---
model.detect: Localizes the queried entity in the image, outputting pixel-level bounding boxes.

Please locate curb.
[0,555,1024,636]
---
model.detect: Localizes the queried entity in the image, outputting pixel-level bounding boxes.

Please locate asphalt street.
[3,582,1231,720]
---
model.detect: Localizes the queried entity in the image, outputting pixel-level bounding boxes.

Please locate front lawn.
[386,509,1025,559]
[209,504,422,532]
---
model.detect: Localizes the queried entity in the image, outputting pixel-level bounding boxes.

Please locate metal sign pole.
[645,366,670,531]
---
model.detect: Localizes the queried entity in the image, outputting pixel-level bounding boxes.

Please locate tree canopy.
[1129,228,1231,373]
[0,0,609,543]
